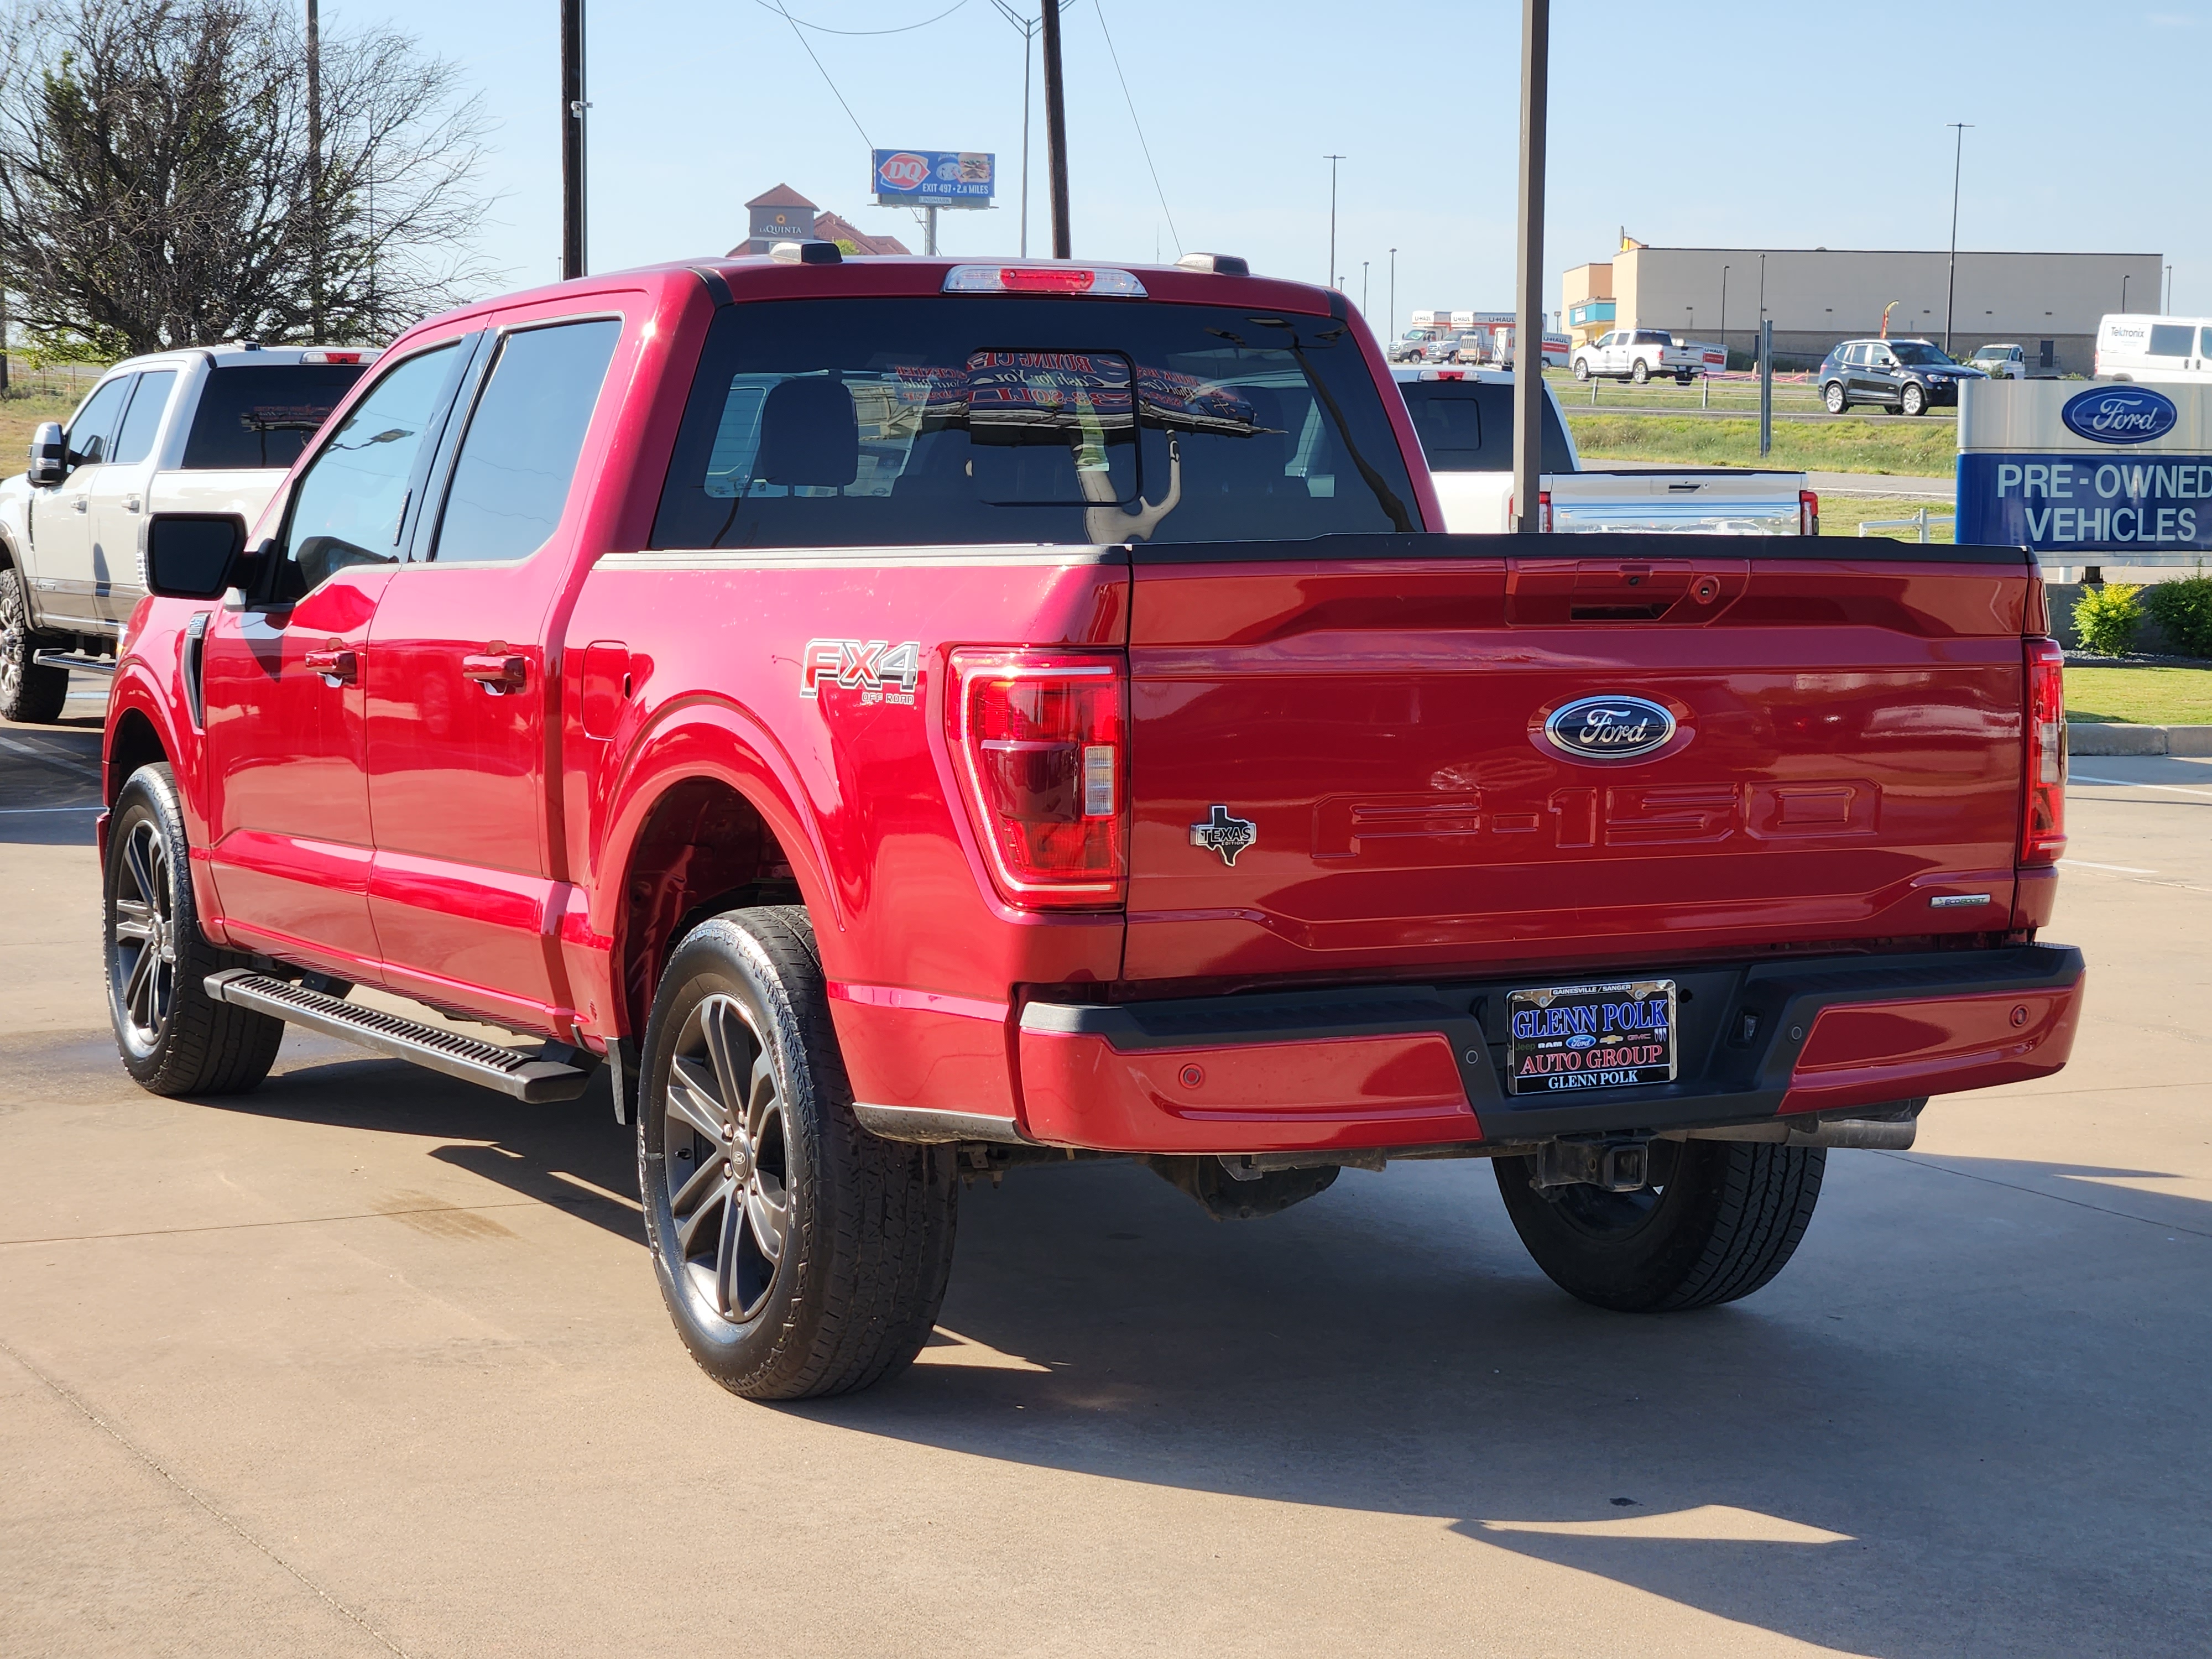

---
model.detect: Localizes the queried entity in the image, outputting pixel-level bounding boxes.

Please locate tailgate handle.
[463,652,528,693]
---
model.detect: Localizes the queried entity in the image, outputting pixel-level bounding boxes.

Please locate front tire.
[105,764,285,1095]
[1630,358,1651,384]
[1,565,69,724]
[638,906,958,1400]
[1494,1139,1825,1312]
[1900,382,1927,417]
[1573,358,1591,382]
[1824,380,1849,414]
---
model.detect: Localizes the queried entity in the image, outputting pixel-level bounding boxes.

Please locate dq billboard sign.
[1958,380,2212,558]
[871,149,994,207]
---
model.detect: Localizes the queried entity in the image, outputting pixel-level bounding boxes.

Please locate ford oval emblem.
[2062,385,2179,446]
[1544,694,1677,763]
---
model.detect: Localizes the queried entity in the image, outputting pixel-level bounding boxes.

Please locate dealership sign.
[1958,380,2212,557]
[871,149,994,207]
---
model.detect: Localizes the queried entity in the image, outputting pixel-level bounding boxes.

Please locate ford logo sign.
[2062,386,2179,446]
[1543,694,1677,763]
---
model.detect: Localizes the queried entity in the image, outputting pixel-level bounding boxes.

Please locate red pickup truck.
[101,249,2084,1400]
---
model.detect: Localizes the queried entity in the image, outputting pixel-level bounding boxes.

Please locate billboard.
[872,149,994,207]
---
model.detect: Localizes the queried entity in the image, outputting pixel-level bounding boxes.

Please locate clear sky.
[347,0,2201,331]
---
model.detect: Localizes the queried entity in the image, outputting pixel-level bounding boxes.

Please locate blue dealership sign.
[871,149,994,206]
[1958,380,2212,559]
[2059,385,2179,446]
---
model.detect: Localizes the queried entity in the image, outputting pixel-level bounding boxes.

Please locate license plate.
[1507,979,1677,1096]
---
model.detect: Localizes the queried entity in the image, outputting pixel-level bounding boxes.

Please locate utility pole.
[1944,122,1971,353]
[1756,252,1766,369]
[1362,260,1369,315]
[1511,0,1548,536]
[2122,273,2130,311]
[1040,0,1071,257]
[1323,154,1345,288]
[306,0,322,340]
[990,2,1041,257]
[1719,264,1728,364]
[2166,264,2173,314]
[1389,247,1397,336]
[561,0,587,280]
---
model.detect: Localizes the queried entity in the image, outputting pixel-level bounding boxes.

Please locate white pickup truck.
[0,344,372,720]
[1571,328,1726,385]
[1395,368,1817,535]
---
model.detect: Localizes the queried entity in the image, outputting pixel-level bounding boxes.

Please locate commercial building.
[731,185,910,258]
[1561,244,2162,373]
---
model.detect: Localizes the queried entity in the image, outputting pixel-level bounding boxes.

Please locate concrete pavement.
[3,698,2207,1657]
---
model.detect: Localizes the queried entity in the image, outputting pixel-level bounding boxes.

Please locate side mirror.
[27,421,65,487]
[144,513,251,600]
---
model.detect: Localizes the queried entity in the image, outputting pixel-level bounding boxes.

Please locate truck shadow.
[174,1040,2212,1656]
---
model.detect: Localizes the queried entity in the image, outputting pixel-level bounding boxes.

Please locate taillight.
[2022,637,2066,867]
[1799,489,1820,536]
[950,650,1127,906]
[1538,489,1553,533]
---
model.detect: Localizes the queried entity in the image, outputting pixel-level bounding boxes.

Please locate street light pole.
[1719,263,1729,366]
[1944,122,1971,353]
[1511,0,1548,536]
[1389,247,1397,336]
[1040,0,1071,258]
[561,0,587,279]
[1323,154,1344,288]
[1362,260,1369,315]
[2122,273,2130,312]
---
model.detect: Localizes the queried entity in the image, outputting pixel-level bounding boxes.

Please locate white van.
[2096,314,2212,382]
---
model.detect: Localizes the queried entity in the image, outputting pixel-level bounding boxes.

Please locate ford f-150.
[98,248,2084,1400]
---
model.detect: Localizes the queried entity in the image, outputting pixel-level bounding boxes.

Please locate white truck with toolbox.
[0,344,372,721]
[1572,328,1725,385]
[1396,367,1817,535]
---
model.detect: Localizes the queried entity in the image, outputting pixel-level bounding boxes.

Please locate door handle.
[71,496,88,513]
[303,647,358,685]
[462,653,528,692]
[123,495,142,512]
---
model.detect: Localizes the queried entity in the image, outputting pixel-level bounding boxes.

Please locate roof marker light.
[770,239,843,265]
[1174,252,1250,276]
[942,264,1147,298]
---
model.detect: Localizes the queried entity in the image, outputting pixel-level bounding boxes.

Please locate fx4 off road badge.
[1190,805,1257,867]
[801,639,921,706]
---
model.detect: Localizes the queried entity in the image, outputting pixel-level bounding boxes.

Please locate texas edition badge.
[1189,806,1257,867]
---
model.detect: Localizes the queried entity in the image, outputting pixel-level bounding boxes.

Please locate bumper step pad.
[204,970,596,1103]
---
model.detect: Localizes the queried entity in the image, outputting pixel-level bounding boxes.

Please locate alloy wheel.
[109,817,178,1058]
[661,993,791,1324]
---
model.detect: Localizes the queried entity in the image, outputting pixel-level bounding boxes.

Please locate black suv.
[1817,338,1985,416]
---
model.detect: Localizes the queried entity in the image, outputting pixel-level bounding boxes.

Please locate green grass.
[0,385,80,466]
[1541,368,1833,416]
[1814,494,1955,544]
[2065,665,2212,726]
[1569,414,1959,477]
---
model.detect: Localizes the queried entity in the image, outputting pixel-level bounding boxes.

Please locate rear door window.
[1397,380,1573,474]
[182,364,370,469]
[431,319,622,564]
[651,298,1416,548]
[109,370,179,466]
[2147,324,2193,357]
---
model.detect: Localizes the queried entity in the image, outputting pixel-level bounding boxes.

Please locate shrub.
[2141,575,2212,659]
[2072,583,2142,656]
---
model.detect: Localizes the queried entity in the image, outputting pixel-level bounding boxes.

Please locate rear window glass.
[182,364,368,469]
[1396,379,1573,474]
[649,298,1417,549]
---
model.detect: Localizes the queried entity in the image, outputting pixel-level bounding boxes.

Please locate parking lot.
[3,680,2207,1657]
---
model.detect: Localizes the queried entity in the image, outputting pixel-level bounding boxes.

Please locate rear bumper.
[1014,944,2084,1154]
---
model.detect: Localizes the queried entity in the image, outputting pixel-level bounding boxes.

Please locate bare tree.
[0,0,499,354]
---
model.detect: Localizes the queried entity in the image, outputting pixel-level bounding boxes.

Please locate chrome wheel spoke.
[123,941,159,1026]
[122,829,158,913]
[112,899,154,943]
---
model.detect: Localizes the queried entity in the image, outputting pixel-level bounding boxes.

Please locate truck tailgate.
[1124,534,2033,984]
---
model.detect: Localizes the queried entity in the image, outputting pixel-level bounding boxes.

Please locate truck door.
[89,368,178,624]
[362,312,624,1032]
[201,340,473,977]
[30,373,135,630]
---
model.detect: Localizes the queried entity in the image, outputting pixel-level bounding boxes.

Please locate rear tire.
[638,906,958,1400]
[1494,1139,1826,1312]
[1824,381,1849,414]
[105,764,285,1095]
[1900,382,1927,417]
[1,565,69,724]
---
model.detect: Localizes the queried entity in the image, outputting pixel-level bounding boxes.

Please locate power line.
[1093,0,1180,257]
[768,0,873,149]
[752,0,972,35]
